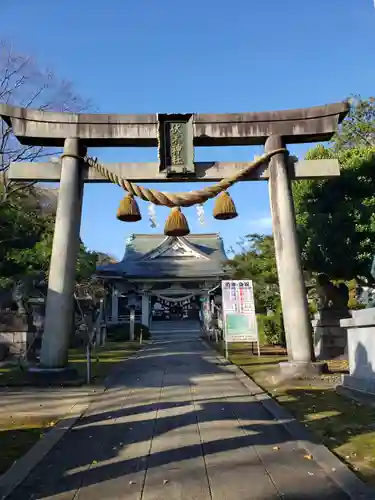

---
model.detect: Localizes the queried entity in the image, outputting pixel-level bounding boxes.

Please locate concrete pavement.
[6,335,354,500]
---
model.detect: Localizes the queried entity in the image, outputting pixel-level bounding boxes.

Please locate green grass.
[68,341,141,384]
[212,341,375,487]
[0,341,142,386]
[0,364,27,386]
[0,418,56,475]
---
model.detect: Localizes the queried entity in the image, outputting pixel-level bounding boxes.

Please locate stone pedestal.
[340,308,375,395]
[27,366,79,386]
[279,360,327,379]
[312,310,351,360]
[0,312,35,357]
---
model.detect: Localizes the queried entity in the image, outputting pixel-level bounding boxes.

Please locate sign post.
[221,280,260,359]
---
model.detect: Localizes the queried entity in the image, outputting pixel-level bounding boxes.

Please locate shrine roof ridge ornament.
[0,101,349,147]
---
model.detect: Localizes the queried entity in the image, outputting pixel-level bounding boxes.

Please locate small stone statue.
[315,273,349,312]
[0,275,46,330]
[12,280,27,315]
[0,280,27,314]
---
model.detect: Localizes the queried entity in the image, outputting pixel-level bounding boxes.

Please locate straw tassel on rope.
[117,194,142,222]
[164,207,190,237]
[213,191,238,220]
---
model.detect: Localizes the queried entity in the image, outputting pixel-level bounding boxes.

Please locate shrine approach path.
[8,331,350,500]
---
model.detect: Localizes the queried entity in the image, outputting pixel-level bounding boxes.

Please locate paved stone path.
[8,336,350,500]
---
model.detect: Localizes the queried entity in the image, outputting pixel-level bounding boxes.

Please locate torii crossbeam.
[1,101,349,373]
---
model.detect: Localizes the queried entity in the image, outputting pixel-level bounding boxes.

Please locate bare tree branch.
[6,181,37,199]
[0,40,94,205]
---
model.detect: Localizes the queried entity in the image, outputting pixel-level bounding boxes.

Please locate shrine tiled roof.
[96,233,228,279]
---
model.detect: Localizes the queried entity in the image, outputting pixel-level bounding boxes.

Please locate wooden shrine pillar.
[141,292,150,328]
[40,138,86,368]
[111,286,119,323]
[265,136,314,366]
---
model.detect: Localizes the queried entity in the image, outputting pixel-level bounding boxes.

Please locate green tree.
[0,196,53,287]
[76,244,98,283]
[333,95,375,151]
[293,96,375,284]
[0,196,99,290]
[227,234,279,313]
[95,252,118,266]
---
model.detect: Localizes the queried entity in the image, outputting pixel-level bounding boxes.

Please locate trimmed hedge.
[258,307,286,347]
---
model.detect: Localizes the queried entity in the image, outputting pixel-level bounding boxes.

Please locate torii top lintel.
[0,101,349,148]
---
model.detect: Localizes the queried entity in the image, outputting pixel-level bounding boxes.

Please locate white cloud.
[249,216,272,230]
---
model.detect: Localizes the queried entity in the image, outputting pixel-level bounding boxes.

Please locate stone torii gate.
[0,101,349,373]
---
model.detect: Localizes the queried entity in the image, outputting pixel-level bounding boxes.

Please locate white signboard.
[221,280,259,344]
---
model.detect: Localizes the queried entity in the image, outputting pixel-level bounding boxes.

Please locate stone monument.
[312,273,351,360]
[339,253,375,394]
[0,280,36,358]
[339,254,375,394]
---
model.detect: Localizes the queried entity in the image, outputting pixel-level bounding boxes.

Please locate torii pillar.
[266,135,314,369]
[0,101,349,373]
[40,138,86,368]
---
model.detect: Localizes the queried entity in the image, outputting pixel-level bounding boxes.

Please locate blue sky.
[1,0,375,259]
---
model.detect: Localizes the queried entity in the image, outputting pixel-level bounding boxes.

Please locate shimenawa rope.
[67,148,288,208]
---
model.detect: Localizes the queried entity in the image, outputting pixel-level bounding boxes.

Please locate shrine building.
[95,233,228,329]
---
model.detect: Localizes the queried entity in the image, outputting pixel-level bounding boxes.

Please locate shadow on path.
[6,339,350,500]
